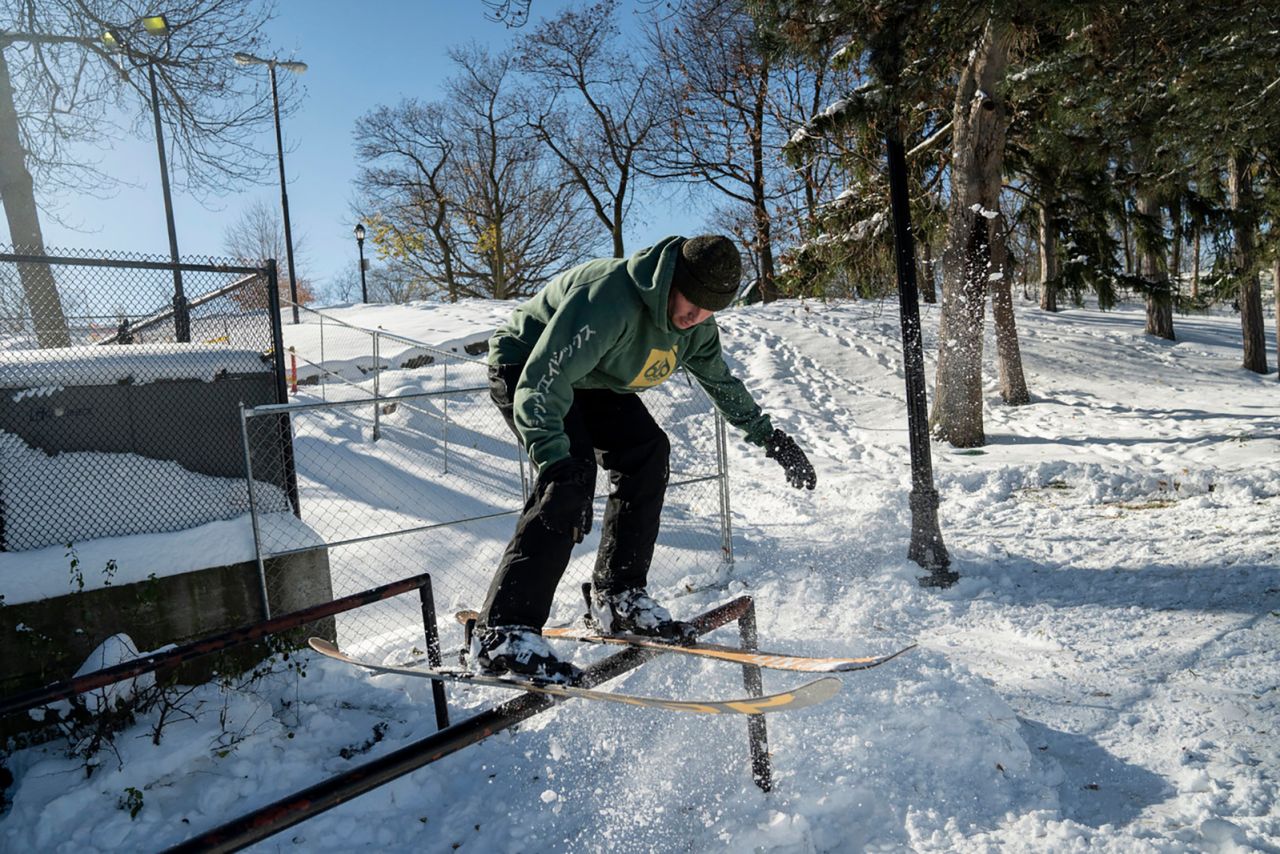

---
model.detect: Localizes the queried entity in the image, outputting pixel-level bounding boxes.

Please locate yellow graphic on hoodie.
[629,347,678,388]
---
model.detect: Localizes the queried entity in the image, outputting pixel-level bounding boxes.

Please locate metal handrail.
[163,596,770,854]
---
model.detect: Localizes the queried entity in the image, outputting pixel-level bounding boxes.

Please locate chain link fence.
[244,308,732,659]
[0,248,292,554]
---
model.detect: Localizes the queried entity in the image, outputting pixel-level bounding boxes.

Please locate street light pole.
[234,52,306,323]
[111,14,189,343]
[354,223,368,303]
[267,61,301,324]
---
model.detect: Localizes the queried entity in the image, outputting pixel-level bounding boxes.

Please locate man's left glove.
[764,429,816,490]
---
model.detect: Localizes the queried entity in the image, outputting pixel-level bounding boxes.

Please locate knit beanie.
[673,235,742,311]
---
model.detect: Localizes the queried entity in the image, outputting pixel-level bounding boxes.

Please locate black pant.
[478,363,670,630]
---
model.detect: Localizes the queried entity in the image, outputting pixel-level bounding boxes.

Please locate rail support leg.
[418,578,450,730]
[738,598,772,793]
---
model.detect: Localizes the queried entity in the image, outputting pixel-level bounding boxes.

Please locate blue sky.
[39,0,706,299]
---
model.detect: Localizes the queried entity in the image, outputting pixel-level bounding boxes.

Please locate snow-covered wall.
[0,343,270,388]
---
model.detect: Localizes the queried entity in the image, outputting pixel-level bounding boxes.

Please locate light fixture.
[354,223,366,242]
[140,14,170,36]
[233,51,259,66]
[279,61,308,74]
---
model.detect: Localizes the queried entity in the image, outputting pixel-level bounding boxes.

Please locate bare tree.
[645,0,794,302]
[222,198,313,309]
[0,0,287,346]
[517,0,660,258]
[355,100,461,300]
[357,46,595,301]
[447,44,597,298]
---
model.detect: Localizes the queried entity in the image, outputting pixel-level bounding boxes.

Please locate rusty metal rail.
[164,596,770,854]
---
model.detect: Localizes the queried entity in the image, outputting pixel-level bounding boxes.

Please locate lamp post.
[233,52,307,324]
[103,14,190,342]
[354,223,368,303]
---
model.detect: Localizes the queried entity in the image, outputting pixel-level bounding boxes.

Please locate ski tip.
[308,636,339,655]
[808,676,843,703]
[831,643,917,672]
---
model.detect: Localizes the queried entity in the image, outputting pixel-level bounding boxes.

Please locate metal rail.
[164,597,770,853]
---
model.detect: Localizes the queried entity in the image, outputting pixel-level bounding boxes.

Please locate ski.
[455,609,915,674]
[308,637,840,716]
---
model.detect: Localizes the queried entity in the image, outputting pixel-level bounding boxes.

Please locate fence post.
[716,412,734,566]
[239,402,272,620]
[372,331,381,441]
[442,361,449,474]
[319,313,327,402]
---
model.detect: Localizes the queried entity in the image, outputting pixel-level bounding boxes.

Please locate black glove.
[536,457,596,542]
[764,429,816,490]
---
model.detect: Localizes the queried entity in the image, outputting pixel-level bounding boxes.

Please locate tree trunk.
[920,240,937,303]
[1120,204,1133,276]
[1228,151,1268,374]
[1137,187,1174,340]
[930,19,1013,448]
[752,56,777,303]
[990,217,1029,404]
[1169,193,1183,300]
[1191,225,1200,301]
[0,47,70,347]
[1274,256,1279,379]
[1038,200,1058,312]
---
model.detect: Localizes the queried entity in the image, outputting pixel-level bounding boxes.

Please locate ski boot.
[583,583,698,644]
[467,624,583,684]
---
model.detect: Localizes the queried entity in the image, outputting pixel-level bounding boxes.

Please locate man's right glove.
[764,429,816,490]
[535,457,596,542]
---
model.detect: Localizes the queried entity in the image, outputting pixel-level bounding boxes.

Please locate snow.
[0,344,270,387]
[3,297,1279,852]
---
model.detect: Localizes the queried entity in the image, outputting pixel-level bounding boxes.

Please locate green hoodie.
[489,236,774,471]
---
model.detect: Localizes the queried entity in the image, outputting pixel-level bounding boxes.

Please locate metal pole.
[715,411,734,566]
[417,580,450,730]
[372,331,381,441]
[442,361,449,474]
[268,62,301,325]
[357,236,368,303]
[147,62,189,342]
[239,403,272,620]
[738,599,772,793]
[884,127,956,587]
[265,260,301,518]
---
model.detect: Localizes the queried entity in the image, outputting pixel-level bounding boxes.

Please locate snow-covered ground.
[3,297,1278,852]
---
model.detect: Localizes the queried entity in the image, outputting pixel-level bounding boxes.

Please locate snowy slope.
[2,298,1277,853]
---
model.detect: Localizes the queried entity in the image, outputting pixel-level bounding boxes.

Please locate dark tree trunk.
[0,47,70,347]
[920,240,937,303]
[1169,194,1183,300]
[1192,225,1200,301]
[990,217,1029,405]
[1038,200,1058,312]
[1132,132,1174,340]
[1229,151,1268,374]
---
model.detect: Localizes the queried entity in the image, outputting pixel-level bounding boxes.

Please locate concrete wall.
[0,548,334,702]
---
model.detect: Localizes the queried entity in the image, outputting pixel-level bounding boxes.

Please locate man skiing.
[472,235,816,682]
